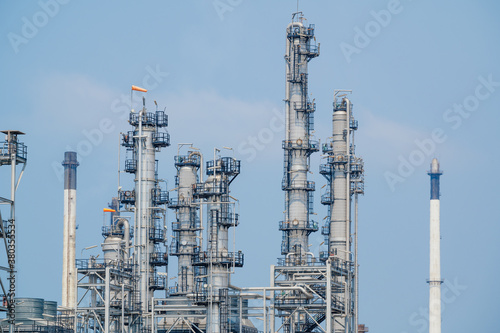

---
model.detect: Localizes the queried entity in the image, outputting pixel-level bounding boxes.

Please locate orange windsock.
[131,85,147,92]
[103,208,116,213]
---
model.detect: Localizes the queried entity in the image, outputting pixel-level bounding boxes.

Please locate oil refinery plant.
[0,12,371,333]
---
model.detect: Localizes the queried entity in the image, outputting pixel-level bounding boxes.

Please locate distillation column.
[121,99,170,314]
[169,151,201,294]
[281,12,320,260]
[193,157,243,333]
[320,95,364,333]
[428,159,442,333]
[62,151,79,309]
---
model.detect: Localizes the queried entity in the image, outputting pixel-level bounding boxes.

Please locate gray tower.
[61,151,79,309]
[280,11,320,261]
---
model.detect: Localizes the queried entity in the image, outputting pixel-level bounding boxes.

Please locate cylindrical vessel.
[15,298,44,322]
[62,151,79,308]
[102,236,123,264]
[43,300,57,321]
[428,158,442,333]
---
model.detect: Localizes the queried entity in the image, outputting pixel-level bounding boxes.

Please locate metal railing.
[281,179,315,191]
[149,225,165,242]
[149,276,166,290]
[193,182,228,197]
[167,196,193,208]
[279,220,319,232]
[101,225,134,238]
[174,154,201,167]
[327,154,348,164]
[321,191,333,205]
[124,159,137,173]
[76,258,134,271]
[282,140,319,151]
[150,252,168,266]
[152,132,170,147]
[192,251,244,267]
[119,189,135,204]
[293,100,316,112]
[0,141,27,164]
[152,188,169,205]
[121,131,134,148]
[206,157,240,176]
[155,111,168,127]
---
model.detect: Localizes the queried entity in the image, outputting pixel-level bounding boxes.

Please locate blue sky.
[1,1,499,332]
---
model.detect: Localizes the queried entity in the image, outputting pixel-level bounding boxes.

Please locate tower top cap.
[428,158,442,175]
[431,158,439,173]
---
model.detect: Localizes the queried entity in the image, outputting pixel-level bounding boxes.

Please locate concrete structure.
[61,152,79,309]
[428,159,442,333]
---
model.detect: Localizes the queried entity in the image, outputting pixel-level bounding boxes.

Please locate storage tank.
[15,297,44,322]
[43,300,57,321]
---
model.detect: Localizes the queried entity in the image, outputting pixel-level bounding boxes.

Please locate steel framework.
[0,130,27,333]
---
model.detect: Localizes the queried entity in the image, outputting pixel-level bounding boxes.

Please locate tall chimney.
[428,158,442,333]
[62,152,79,308]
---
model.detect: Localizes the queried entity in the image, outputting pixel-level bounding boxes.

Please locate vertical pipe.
[121,284,125,333]
[9,134,15,333]
[270,265,275,333]
[239,295,243,333]
[151,298,155,333]
[354,193,359,333]
[263,293,267,333]
[62,151,79,308]
[136,108,146,312]
[345,98,351,263]
[105,266,110,333]
[326,259,332,333]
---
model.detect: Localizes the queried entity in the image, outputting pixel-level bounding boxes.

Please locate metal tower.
[0,130,27,332]
[280,12,320,260]
[152,151,255,333]
[125,97,170,312]
[320,92,364,333]
[192,154,243,333]
[168,146,202,295]
[75,96,170,333]
[272,14,364,333]
[273,12,335,333]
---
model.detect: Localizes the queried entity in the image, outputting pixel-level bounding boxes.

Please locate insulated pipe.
[116,218,130,260]
[176,159,198,293]
[330,99,348,262]
[344,97,351,265]
[62,151,79,309]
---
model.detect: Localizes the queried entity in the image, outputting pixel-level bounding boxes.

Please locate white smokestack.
[428,158,442,333]
[62,151,79,308]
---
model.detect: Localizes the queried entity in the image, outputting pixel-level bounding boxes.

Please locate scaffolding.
[0,130,27,332]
